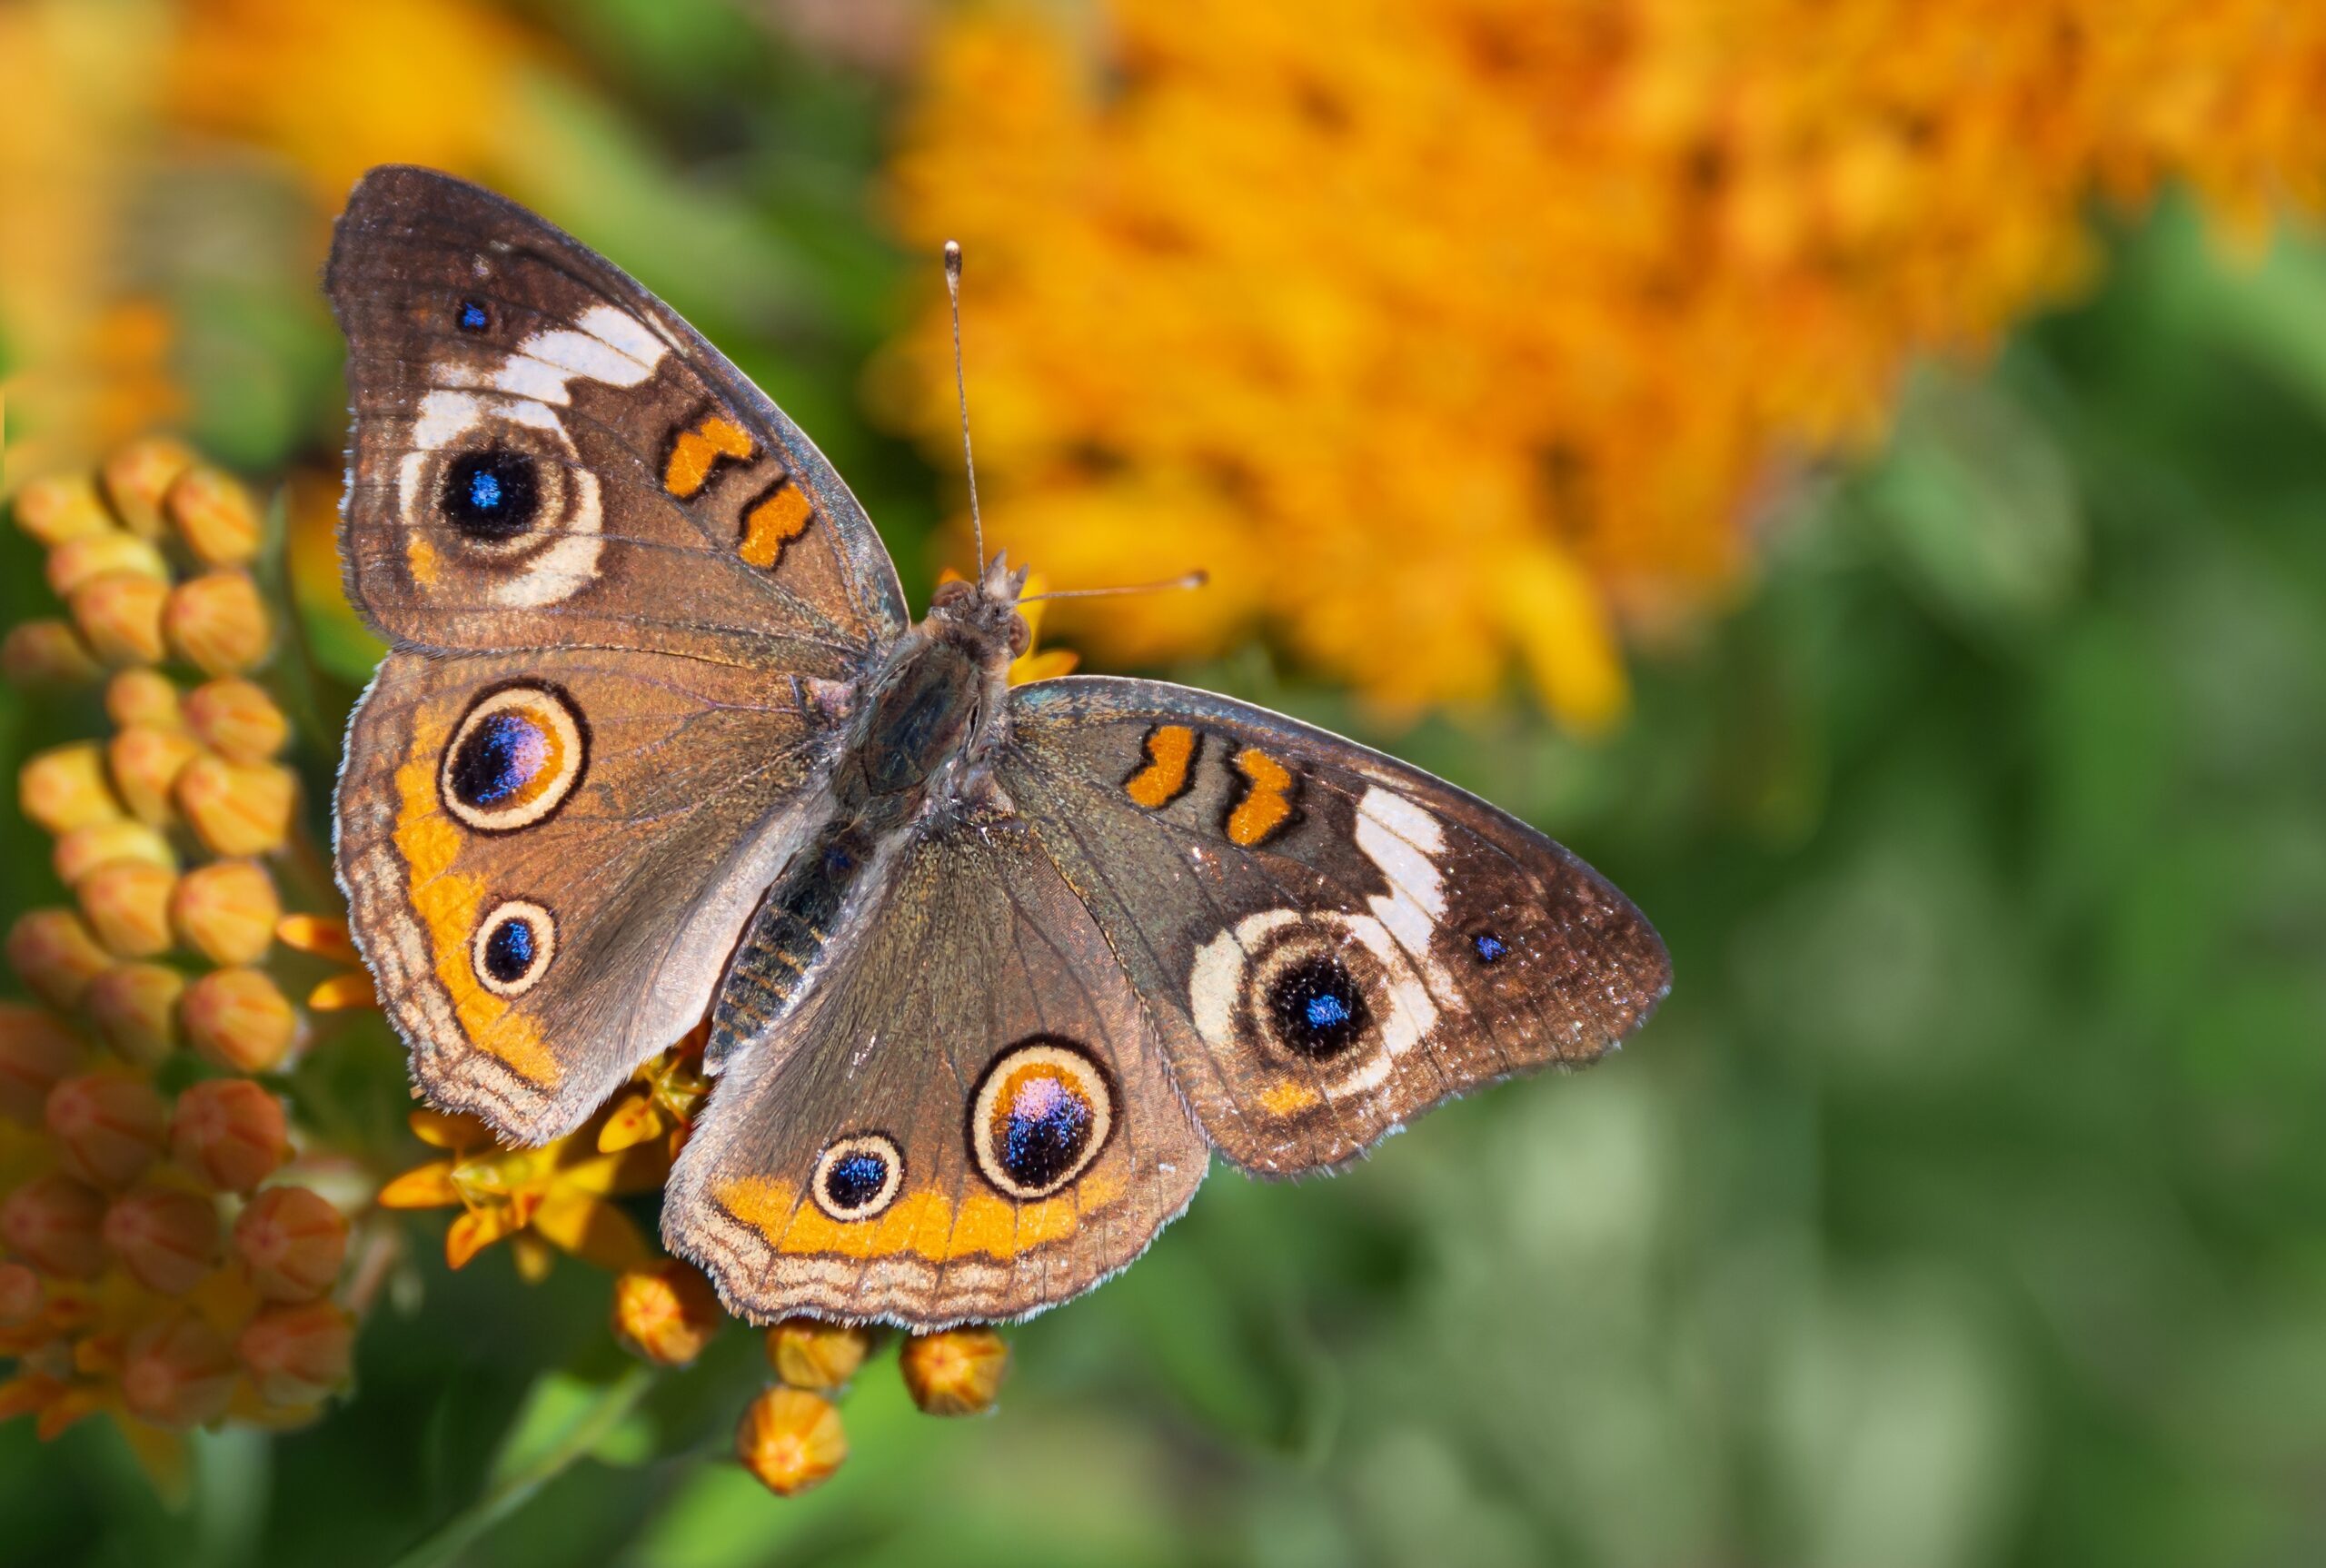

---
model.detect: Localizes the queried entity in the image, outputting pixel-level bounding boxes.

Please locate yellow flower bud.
[183,678,288,762]
[899,1326,1008,1416]
[2,620,103,686]
[170,1078,289,1195]
[103,1184,222,1295]
[53,819,175,887]
[85,962,185,1067]
[46,531,169,598]
[234,1185,348,1302]
[7,909,115,1008]
[611,1260,726,1365]
[170,859,280,965]
[45,1070,167,1190]
[180,967,299,1073]
[767,1316,873,1391]
[736,1386,848,1496]
[20,743,125,834]
[75,859,178,958]
[121,1310,237,1427]
[0,1261,41,1327]
[174,755,294,857]
[0,1003,84,1123]
[108,723,202,826]
[235,1298,353,1406]
[105,668,184,731]
[1,1172,108,1278]
[69,571,171,667]
[101,436,197,540]
[11,472,114,547]
[163,571,270,676]
[164,465,263,565]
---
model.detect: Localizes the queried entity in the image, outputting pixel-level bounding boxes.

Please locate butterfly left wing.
[997,676,1671,1176]
[664,814,1208,1327]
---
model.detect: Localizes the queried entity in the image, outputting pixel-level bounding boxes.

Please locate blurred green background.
[4,2,2325,1564]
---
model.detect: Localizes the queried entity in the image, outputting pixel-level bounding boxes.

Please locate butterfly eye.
[969,1037,1114,1201]
[1006,612,1031,657]
[930,579,975,610]
[810,1134,904,1221]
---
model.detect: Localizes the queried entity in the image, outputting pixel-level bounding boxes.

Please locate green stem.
[383,1363,659,1568]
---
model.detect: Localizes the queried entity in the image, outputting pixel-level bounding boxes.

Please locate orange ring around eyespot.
[969,1039,1114,1201]
[439,683,588,833]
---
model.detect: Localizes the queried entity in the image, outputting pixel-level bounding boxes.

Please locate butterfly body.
[329,167,1669,1328]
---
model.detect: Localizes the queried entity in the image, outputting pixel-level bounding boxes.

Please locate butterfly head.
[926,551,1033,667]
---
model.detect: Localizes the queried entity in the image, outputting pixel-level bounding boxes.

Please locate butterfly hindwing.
[664,814,1208,1326]
[999,676,1671,1174]
[328,164,907,676]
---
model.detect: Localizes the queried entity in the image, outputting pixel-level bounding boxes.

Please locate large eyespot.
[441,446,541,542]
[969,1037,1114,1201]
[1266,953,1371,1060]
[811,1134,904,1221]
[1188,908,1442,1097]
[472,899,555,997]
[440,683,588,833]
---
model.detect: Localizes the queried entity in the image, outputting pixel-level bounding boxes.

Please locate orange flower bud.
[105,668,184,730]
[234,1186,348,1301]
[236,1298,353,1406]
[170,859,280,965]
[53,819,174,887]
[101,436,197,539]
[899,1326,1009,1416]
[0,1003,84,1123]
[11,472,113,547]
[103,1185,222,1295]
[736,1386,848,1496]
[170,1078,288,1194]
[46,531,168,597]
[20,743,125,834]
[183,678,288,763]
[121,1310,237,1427]
[174,755,294,857]
[767,1316,873,1391]
[163,571,270,677]
[107,723,201,826]
[85,962,184,1066]
[0,1172,108,1277]
[45,1070,167,1189]
[6,909,114,1008]
[180,967,299,1073]
[164,465,262,565]
[75,859,177,958]
[0,1261,41,1327]
[69,571,171,667]
[611,1260,725,1365]
[1,620,103,685]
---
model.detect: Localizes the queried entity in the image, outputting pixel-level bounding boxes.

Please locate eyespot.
[472,899,555,997]
[1471,930,1507,965]
[969,1037,1114,1201]
[441,447,541,541]
[1265,953,1371,1060]
[456,299,491,332]
[810,1134,904,1221]
[441,683,589,833]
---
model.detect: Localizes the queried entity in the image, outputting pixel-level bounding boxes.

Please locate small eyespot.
[1471,931,1507,965]
[457,300,491,332]
[810,1134,904,1221]
[441,683,589,833]
[1265,954,1371,1059]
[472,899,554,997]
[969,1038,1114,1201]
[440,446,541,541]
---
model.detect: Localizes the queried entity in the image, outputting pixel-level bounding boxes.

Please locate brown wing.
[663,815,1208,1328]
[335,648,823,1142]
[999,676,1670,1174]
[327,164,907,675]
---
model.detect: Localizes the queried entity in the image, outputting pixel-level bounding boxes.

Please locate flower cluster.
[887,0,2326,727]
[0,439,363,1492]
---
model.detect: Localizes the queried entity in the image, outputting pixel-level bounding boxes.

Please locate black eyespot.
[450,711,550,809]
[1472,930,1508,965]
[969,1039,1114,1200]
[823,1149,889,1211]
[998,1078,1091,1190]
[482,915,536,984]
[1267,954,1370,1059]
[441,447,540,541]
[810,1134,904,1220]
[457,299,491,332]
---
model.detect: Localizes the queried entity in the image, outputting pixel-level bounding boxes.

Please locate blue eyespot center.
[482,916,537,983]
[823,1149,890,1212]
[441,446,540,541]
[1473,931,1507,964]
[998,1074,1094,1190]
[452,711,550,808]
[457,300,490,332]
[1267,954,1369,1059]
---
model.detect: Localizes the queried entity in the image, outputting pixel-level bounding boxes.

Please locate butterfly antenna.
[1019,571,1210,604]
[943,240,985,574]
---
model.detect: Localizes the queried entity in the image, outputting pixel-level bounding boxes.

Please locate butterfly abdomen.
[708,819,875,1069]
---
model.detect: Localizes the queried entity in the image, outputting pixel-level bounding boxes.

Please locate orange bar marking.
[1225,749,1296,847]
[664,414,754,498]
[739,483,814,568]
[1124,725,1198,808]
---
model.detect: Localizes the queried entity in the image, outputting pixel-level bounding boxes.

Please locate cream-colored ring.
[471,898,556,997]
[440,683,587,833]
[810,1134,905,1222]
[969,1039,1114,1201]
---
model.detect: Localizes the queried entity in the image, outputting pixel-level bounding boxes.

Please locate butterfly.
[326,166,1670,1328]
